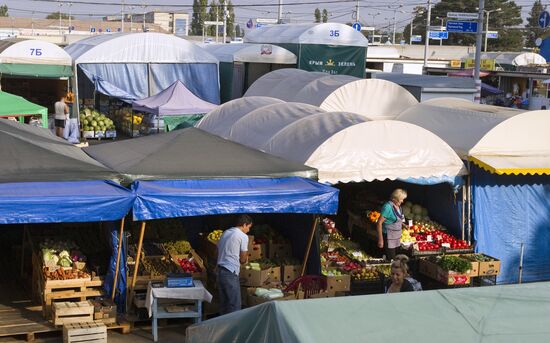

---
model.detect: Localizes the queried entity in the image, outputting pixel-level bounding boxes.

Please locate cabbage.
[421,207,429,217]
[59,250,70,259]
[58,256,72,267]
[412,204,422,215]
[42,249,54,263]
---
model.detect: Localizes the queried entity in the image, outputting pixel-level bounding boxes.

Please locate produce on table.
[41,240,87,270]
[176,258,202,273]
[351,266,379,281]
[436,256,471,273]
[142,257,180,276]
[374,264,392,277]
[244,259,276,271]
[80,107,116,132]
[400,229,417,244]
[342,261,362,273]
[163,240,192,255]
[43,268,90,281]
[460,254,494,262]
[322,218,337,233]
[321,268,343,276]
[254,287,284,299]
[402,202,430,222]
[207,229,223,243]
[367,211,380,223]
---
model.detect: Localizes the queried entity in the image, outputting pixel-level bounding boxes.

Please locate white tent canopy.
[464,52,546,67]
[65,32,219,64]
[0,39,72,65]
[397,98,524,158]
[469,110,550,175]
[197,96,284,138]
[244,23,369,47]
[244,69,418,120]
[201,43,296,64]
[199,101,467,184]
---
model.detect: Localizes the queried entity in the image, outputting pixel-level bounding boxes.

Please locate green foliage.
[314,8,321,23]
[226,0,235,38]
[235,24,242,37]
[402,6,426,44]
[46,11,73,20]
[525,0,548,48]
[438,256,471,273]
[0,4,8,17]
[322,9,329,23]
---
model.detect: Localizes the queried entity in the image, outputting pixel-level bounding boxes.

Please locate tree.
[322,9,329,23]
[207,0,218,36]
[0,4,8,17]
[226,0,235,38]
[46,11,73,20]
[525,0,548,47]
[235,24,242,37]
[191,0,207,35]
[402,6,426,43]
[314,8,321,23]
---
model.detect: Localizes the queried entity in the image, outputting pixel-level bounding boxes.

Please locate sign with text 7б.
[446,20,478,33]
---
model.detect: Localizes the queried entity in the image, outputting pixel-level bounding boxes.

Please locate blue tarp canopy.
[472,165,550,284]
[0,181,134,224]
[132,177,339,220]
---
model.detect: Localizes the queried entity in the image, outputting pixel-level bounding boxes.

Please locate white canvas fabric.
[65,32,218,64]
[397,99,523,158]
[262,71,330,101]
[464,52,546,67]
[197,96,284,138]
[243,69,310,97]
[0,39,72,65]
[244,23,368,47]
[292,75,362,106]
[202,43,296,64]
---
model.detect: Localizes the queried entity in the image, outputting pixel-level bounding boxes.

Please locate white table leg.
[196,300,202,324]
[152,297,158,342]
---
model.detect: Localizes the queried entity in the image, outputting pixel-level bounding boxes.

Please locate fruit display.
[321,268,344,277]
[163,240,192,255]
[374,264,391,277]
[400,228,416,244]
[322,217,338,233]
[207,229,223,243]
[461,254,493,262]
[351,266,380,281]
[244,261,271,271]
[342,261,362,273]
[43,268,90,281]
[142,257,180,276]
[80,107,116,133]
[367,211,380,223]
[176,257,202,273]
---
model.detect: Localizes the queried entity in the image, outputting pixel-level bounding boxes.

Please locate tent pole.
[20,225,28,277]
[461,185,466,241]
[111,217,126,301]
[467,175,472,245]
[129,221,146,305]
[518,242,525,284]
[300,216,320,277]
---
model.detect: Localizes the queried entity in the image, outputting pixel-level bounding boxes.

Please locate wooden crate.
[53,301,94,326]
[63,321,107,343]
[42,278,104,318]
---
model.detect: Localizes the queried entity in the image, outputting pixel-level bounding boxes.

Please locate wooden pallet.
[0,306,56,342]
[63,321,106,343]
[42,278,104,318]
[53,301,94,326]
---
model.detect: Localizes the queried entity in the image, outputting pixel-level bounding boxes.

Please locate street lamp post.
[68,2,72,34]
[423,0,433,69]
[484,8,501,52]
[58,1,63,35]
[435,16,445,46]
[369,12,380,27]
[391,4,403,45]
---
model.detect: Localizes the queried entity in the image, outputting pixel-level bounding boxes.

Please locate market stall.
[65,32,220,137]
[244,69,418,119]
[0,39,73,114]
[0,91,48,128]
[398,100,550,283]
[132,80,217,134]
[244,23,368,77]
[83,127,339,315]
[202,43,297,103]
[0,119,133,340]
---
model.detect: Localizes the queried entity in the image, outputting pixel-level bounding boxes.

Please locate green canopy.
[186,282,550,343]
[0,63,73,78]
[0,91,48,128]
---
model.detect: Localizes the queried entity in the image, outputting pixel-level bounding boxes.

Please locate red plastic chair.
[283,275,327,299]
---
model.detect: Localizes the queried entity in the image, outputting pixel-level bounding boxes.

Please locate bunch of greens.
[437,256,471,273]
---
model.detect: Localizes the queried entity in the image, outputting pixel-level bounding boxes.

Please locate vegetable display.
[437,256,471,273]
[80,108,116,132]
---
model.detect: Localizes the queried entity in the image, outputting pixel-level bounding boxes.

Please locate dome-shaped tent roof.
[244,69,418,120]
[397,98,524,158]
[228,103,329,148]
[197,96,284,138]
[201,43,296,64]
[464,52,546,67]
[244,23,368,47]
[200,100,467,184]
[65,32,218,64]
[468,110,550,175]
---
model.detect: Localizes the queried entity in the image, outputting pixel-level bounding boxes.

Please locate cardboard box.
[451,254,479,277]
[326,272,351,292]
[419,259,471,286]
[282,264,302,283]
[268,242,293,259]
[240,267,273,287]
[478,255,501,276]
[308,290,335,299]
[248,243,267,261]
[269,266,281,283]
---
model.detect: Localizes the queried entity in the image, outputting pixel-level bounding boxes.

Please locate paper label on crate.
[426,235,433,242]
[441,243,451,248]
[351,251,362,258]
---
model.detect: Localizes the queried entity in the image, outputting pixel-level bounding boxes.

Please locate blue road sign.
[487,31,498,39]
[446,20,478,33]
[256,23,266,28]
[90,27,96,33]
[106,28,111,33]
[352,22,361,32]
[411,35,422,42]
[429,31,448,39]
[539,11,550,28]
[246,19,253,29]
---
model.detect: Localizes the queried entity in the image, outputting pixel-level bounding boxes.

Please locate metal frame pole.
[423,0,432,69]
[474,0,485,103]
[111,217,126,301]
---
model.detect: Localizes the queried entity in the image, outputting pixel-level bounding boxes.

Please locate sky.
[0,0,539,33]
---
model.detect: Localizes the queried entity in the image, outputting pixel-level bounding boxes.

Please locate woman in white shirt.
[54,95,69,137]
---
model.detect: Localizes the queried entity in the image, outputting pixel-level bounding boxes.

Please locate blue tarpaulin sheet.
[0,181,135,224]
[472,165,550,284]
[132,177,339,220]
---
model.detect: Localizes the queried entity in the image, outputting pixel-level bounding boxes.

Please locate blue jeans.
[217,266,241,315]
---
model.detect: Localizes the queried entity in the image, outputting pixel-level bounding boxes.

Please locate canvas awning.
[202,43,296,64]
[0,91,48,117]
[132,177,339,220]
[132,80,217,116]
[0,39,72,78]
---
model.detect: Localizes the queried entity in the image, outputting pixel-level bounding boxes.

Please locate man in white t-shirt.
[216,214,252,314]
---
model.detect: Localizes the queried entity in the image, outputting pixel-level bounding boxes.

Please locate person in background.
[385,255,417,293]
[54,95,69,137]
[216,214,252,315]
[376,188,407,261]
